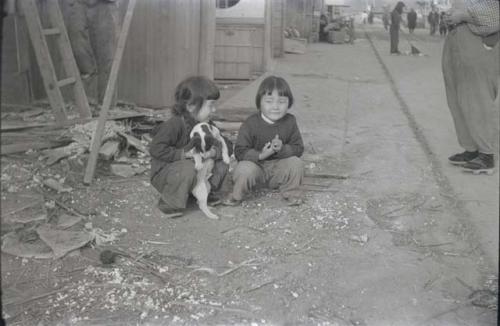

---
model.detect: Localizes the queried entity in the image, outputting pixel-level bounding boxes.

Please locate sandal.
[222,196,242,207]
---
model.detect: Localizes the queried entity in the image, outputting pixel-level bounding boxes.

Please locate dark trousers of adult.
[430,23,437,35]
[390,25,399,53]
[439,26,447,36]
[442,25,499,156]
[59,0,120,104]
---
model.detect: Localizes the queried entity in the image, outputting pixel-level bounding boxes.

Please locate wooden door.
[214,26,253,80]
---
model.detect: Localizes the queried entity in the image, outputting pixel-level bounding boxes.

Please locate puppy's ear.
[204,134,215,151]
[185,133,202,152]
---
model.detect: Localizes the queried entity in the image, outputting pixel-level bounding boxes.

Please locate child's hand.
[259,142,275,160]
[271,134,283,153]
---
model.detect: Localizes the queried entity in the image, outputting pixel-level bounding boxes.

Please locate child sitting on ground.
[149,76,232,218]
[223,75,305,206]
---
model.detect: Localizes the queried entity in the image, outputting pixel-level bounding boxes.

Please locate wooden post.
[198,0,216,79]
[83,0,136,185]
[263,0,272,71]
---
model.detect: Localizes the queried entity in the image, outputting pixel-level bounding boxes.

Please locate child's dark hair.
[173,76,220,116]
[255,76,294,109]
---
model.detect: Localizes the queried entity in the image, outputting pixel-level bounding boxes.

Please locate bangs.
[256,76,294,109]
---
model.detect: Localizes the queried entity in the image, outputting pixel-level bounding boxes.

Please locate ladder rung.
[57,77,76,88]
[43,28,60,36]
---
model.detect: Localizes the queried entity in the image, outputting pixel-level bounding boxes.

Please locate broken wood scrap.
[189,258,260,277]
[1,140,70,155]
[117,130,148,153]
[99,140,121,160]
[304,172,349,180]
[3,285,73,307]
[169,301,255,318]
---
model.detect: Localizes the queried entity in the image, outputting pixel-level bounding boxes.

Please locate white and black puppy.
[184,122,230,220]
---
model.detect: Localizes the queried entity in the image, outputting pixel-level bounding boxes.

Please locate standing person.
[59,0,120,107]
[390,1,406,54]
[439,11,448,36]
[407,8,417,34]
[443,0,499,174]
[428,8,439,35]
[361,11,368,24]
[149,76,233,217]
[319,14,329,42]
[368,10,374,24]
[383,7,390,30]
[222,76,305,207]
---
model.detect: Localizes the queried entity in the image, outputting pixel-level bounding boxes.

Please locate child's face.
[191,100,216,122]
[260,89,289,122]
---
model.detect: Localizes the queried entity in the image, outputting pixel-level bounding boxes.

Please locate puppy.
[184,122,230,219]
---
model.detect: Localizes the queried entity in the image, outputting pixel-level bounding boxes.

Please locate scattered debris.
[349,234,369,244]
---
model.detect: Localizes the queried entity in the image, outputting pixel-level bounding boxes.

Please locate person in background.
[59,0,120,108]
[442,0,499,174]
[428,7,439,35]
[319,14,329,42]
[383,6,390,30]
[361,11,368,24]
[439,11,448,36]
[407,8,417,34]
[368,10,374,24]
[390,1,406,54]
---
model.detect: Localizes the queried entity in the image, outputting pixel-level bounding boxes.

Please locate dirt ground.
[1,25,498,326]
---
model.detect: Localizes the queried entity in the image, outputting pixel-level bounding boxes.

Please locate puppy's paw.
[206,212,219,220]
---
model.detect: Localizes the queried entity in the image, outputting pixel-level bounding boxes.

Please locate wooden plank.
[18,0,67,124]
[57,77,76,88]
[84,0,137,185]
[46,0,92,119]
[1,111,146,132]
[263,0,272,71]
[1,141,64,155]
[42,28,60,35]
[198,0,215,79]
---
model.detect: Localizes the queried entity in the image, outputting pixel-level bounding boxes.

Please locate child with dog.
[223,75,305,207]
[149,76,232,218]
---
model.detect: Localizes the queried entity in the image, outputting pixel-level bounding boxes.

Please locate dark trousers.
[151,159,229,210]
[390,27,399,53]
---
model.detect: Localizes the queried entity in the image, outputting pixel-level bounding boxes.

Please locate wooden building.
[214,0,285,80]
[285,0,323,42]
[1,0,216,108]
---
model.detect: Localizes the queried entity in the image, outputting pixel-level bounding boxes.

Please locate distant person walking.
[439,12,448,36]
[428,9,439,35]
[442,0,500,174]
[407,8,417,34]
[383,8,390,30]
[390,1,406,54]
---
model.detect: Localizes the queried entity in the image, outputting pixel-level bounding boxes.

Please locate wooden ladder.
[19,0,92,124]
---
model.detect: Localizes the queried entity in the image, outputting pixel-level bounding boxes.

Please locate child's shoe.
[207,193,222,207]
[283,196,304,206]
[462,153,495,175]
[448,151,479,165]
[158,199,183,218]
[222,196,242,206]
